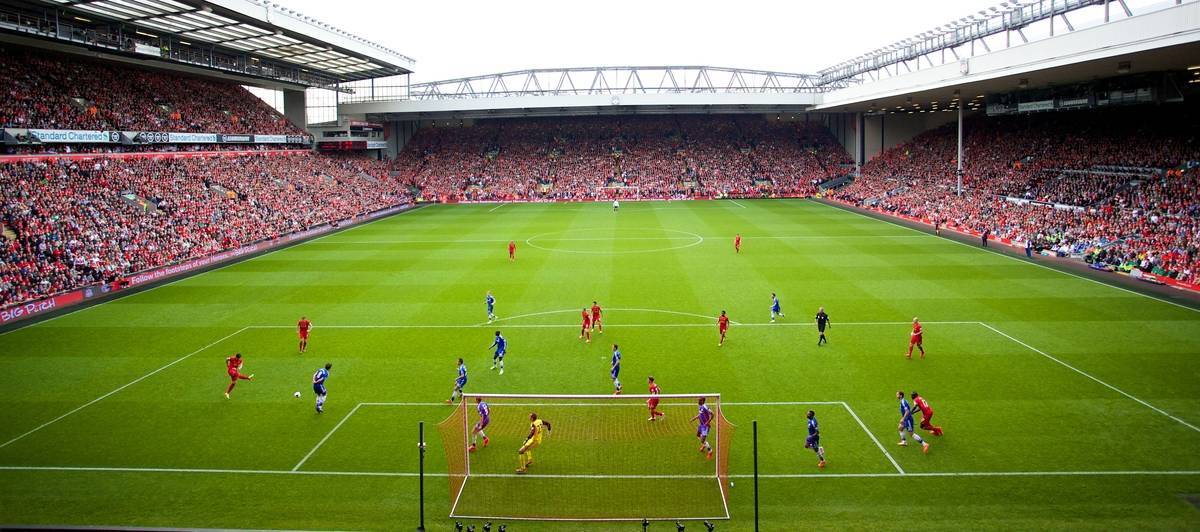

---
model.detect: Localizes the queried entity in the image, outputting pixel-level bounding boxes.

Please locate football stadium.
[1,0,1199,529]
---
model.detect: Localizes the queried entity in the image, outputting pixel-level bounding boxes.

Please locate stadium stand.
[831,105,1200,285]
[0,47,303,135]
[391,116,853,201]
[0,152,411,307]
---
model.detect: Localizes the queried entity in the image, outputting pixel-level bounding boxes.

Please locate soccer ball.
[293,391,302,398]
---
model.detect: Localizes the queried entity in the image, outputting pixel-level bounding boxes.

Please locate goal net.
[438,393,734,521]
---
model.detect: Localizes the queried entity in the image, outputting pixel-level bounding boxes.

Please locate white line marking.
[1,465,1196,479]
[819,200,1200,314]
[292,403,363,471]
[487,203,504,213]
[524,228,706,255]
[840,401,905,475]
[245,320,976,330]
[739,470,1200,478]
[309,235,930,244]
[483,307,744,327]
[0,327,249,450]
[729,200,747,209]
[979,322,1200,433]
[0,205,430,337]
[362,403,844,408]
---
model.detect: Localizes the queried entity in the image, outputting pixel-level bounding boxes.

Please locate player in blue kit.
[446,358,467,404]
[770,293,784,322]
[468,397,491,452]
[312,362,331,414]
[610,344,622,394]
[805,410,826,468]
[489,331,507,375]
[485,291,497,323]
[897,390,930,453]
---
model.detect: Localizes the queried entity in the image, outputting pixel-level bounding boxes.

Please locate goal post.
[437,393,735,521]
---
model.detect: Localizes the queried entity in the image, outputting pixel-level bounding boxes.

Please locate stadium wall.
[862,110,961,161]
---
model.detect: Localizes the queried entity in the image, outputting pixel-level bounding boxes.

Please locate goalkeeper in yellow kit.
[516,412,551,474]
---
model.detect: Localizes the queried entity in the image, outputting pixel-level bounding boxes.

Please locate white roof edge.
[206,0,415,71]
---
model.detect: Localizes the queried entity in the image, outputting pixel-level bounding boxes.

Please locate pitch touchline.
[1,466,1197,479]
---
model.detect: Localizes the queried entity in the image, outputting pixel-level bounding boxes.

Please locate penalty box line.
[977,322,1200,434]
[0,326,251,452]
[257,320,1197,433]
[244,320,981,330]
[291,401,844,473]
[291,401,901,476]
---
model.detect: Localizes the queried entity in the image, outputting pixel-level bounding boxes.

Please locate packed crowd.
[0,152,410,307]
[2,143,307,156]
[392,116,851,200]
[832,105,1200,285]
[0,47,303,135]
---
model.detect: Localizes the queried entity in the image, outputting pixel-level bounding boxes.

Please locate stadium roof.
[36,0,414,82]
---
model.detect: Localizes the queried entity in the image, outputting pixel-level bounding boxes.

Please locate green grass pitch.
[1,199,1198,530]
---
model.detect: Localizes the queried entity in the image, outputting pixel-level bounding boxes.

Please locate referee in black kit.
[815,307,831,346]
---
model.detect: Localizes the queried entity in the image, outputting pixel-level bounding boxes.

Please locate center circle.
[524,228,704,255]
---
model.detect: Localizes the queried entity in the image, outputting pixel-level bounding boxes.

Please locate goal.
[437,393,735,521]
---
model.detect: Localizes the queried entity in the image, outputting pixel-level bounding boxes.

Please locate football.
[293,391,301,398]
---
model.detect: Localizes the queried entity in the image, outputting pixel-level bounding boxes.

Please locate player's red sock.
[226,381,236,394]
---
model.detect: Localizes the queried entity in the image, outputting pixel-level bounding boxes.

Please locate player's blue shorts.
[901,417,914,432]
[772,304,781,313]
[494,348,505,359]
[806,434,820,448]
[456,377,467,389]
[476,417,490,430]
[313,383,327,396]
[487,305,494,313]
[611,366,620,379]
[697,424,710,439]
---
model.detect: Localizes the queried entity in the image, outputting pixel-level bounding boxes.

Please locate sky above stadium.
[279,0,1002,82]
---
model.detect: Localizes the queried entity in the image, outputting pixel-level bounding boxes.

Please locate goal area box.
[438,393,735,521]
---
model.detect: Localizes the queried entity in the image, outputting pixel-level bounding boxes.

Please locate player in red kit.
[508,240,516,262]
[297,316,311,353]
[906,317,925,359]
[647,376,665,421]
[911,391,943,435]
[717,310,730,347]
[224,352,253,399]
[590,301,603,334]
[579,308,591,343]
[734,233,742,253]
